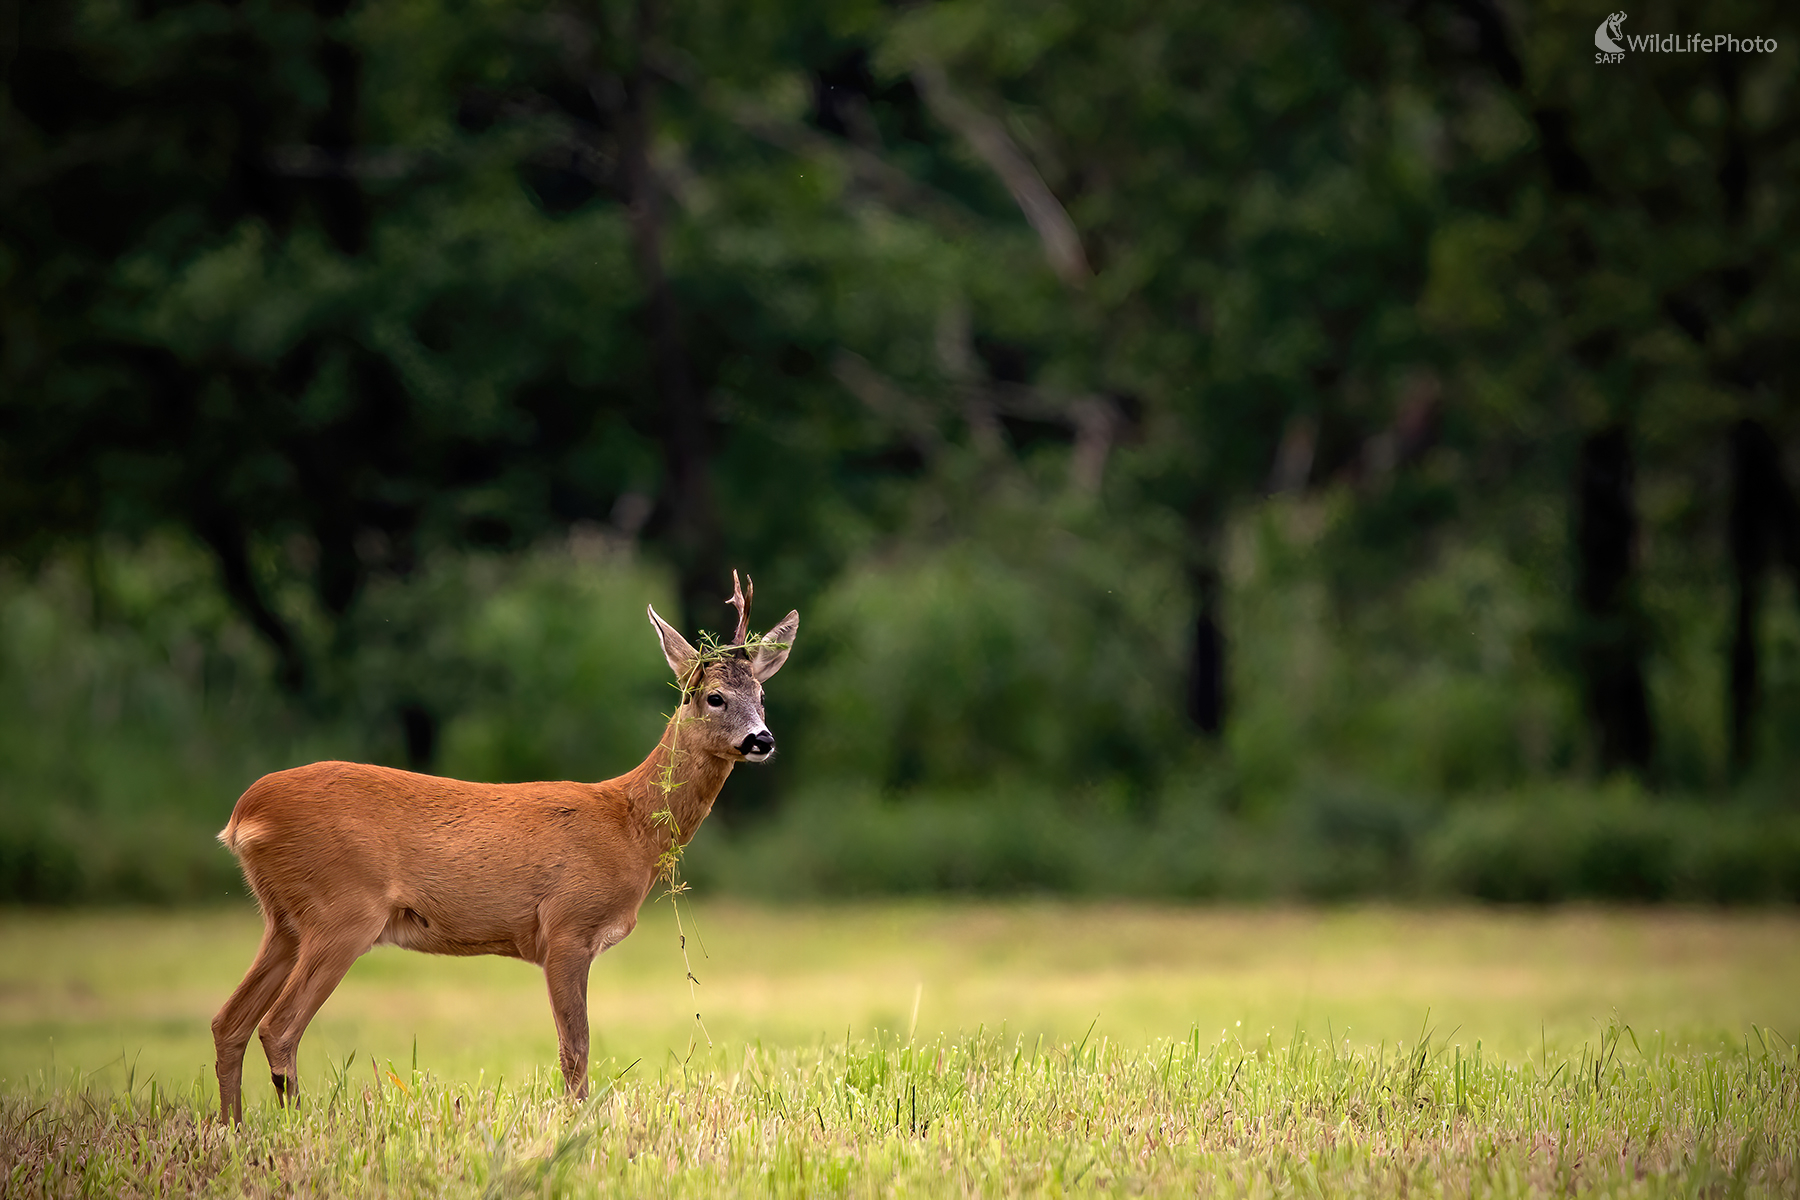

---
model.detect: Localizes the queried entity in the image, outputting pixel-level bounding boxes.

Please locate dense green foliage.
[2,0,1797,900]
[6,536,1800,903]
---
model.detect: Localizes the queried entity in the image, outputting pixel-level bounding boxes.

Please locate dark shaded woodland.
[3,0,1798,901]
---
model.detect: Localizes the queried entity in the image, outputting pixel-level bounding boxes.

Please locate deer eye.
[706,692,726,709]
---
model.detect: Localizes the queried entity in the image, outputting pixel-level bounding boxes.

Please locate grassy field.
[2,903,1797,1195]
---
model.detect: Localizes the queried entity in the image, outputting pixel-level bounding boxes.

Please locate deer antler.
[725,570,754,650]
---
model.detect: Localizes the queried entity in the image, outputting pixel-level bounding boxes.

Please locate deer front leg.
[542,941,595,1098]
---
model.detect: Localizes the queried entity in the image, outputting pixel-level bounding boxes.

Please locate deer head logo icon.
[1595,11,1628,53]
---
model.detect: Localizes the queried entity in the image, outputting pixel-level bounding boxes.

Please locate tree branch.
[910,60,1090,288]
[646,49,976,232]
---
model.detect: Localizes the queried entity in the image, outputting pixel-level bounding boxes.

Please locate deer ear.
[647,605,699,679]
[749,610,799,682]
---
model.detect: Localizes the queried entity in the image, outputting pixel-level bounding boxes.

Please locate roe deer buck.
[210,573,796,1123]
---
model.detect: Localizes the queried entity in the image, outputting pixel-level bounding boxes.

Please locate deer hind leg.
[256,919,378,1106]
[212,919,299,1124]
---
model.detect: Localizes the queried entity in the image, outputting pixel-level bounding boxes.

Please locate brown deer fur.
[210,597,797,1123]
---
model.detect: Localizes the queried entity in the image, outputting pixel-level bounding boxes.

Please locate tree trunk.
[194,506,308,694]
[1185,503,1227,737]
[1186,564,1226,736]
[1727,418,1800,776]
[1573,425,1653,774]
[399,702,438,772]
[309,1,368,255]
[622,0,722,634]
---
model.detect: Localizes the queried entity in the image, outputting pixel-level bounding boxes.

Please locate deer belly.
[372,905,525,958]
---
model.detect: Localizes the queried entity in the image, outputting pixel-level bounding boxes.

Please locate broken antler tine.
[725,570,754,647]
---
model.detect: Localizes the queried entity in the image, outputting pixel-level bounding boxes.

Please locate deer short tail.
[218,818,268,856]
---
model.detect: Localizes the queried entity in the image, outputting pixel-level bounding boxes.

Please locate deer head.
[646,572,798,762]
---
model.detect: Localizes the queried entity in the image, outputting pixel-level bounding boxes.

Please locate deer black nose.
[740,731,775,758]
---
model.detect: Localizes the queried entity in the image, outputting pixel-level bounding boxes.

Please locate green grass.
[3,904,1798,1196]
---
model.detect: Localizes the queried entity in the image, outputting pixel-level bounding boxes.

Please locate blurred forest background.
[3,0,1798,905]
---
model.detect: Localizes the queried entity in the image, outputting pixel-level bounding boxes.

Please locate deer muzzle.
[739,730,775,761]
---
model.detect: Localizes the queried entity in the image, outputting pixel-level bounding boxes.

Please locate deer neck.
[627,712,735,848]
